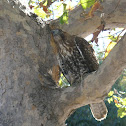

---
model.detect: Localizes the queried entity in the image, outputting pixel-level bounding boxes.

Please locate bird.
[51,29,108,121]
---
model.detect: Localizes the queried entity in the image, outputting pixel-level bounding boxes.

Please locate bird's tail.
[90,101,108,121]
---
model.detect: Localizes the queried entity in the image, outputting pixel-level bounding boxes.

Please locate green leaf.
[115,103,122,108]
[108,35,120,42]
[34,8,46,19]
[28,0,35,5]
[43,0,47,6]
[107,97,113,104]
[80,0,95,9]
[108,91,114,97]
[121,112,126,118]
[118,108,126,118]
[34,5,39,9]
[122,98,126,105]
[59,4,68,24]
[117,97,121,101]
[60,11,69,24]
[28,0,32,5]
[58,73,70,88]
[63,3,67,10]
[113,95,117,98]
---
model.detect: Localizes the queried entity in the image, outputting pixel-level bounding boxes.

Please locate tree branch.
[50,0,126,37]
[56,33,126,124]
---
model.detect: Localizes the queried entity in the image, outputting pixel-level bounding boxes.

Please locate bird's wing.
[74,36,99,72]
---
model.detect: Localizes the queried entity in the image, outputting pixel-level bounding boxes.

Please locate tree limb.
[56,33,126,124]
[51,0,126,37]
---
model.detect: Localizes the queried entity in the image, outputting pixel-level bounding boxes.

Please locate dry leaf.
[85,1,103,19]
[89,1,102,17]
[39,2,43,7]
[91,24,105,44]
[114,99,119,104]
[43,6,48,12]
[29,5,34,9]
[39,2,48,13]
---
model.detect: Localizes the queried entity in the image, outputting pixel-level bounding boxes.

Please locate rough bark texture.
[0,0,126,126]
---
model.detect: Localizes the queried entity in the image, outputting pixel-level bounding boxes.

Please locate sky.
[85,28,126,53]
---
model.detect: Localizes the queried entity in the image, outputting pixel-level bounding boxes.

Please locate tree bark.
[0,0,126,126]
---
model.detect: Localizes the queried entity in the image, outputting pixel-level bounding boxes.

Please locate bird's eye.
[51,29,62,36]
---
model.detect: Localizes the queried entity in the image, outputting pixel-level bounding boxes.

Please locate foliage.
[104,28,125,58]
[80,0,95,9]
[59,4,69,24]
[104,33,122,58]
[107,69,126,119]
[34,8,47,19]
[104,41,116,58]
[107,90,126,118]
[58,73,70,88]
[28,0,77,23]
[28,0,102,24]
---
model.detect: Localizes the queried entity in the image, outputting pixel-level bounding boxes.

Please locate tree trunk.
[0,0,126,126]
[0,1,62,126]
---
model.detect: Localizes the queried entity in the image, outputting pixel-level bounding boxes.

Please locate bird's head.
[51,29,62,36]
[51,29,65,42]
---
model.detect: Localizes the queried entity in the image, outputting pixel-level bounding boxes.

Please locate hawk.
[51,29,108,121]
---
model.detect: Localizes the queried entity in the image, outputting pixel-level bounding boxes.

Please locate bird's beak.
[51,29,60,36]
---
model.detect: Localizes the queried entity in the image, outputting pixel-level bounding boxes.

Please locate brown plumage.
[51,29,108,121]
[51,29,98,84]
